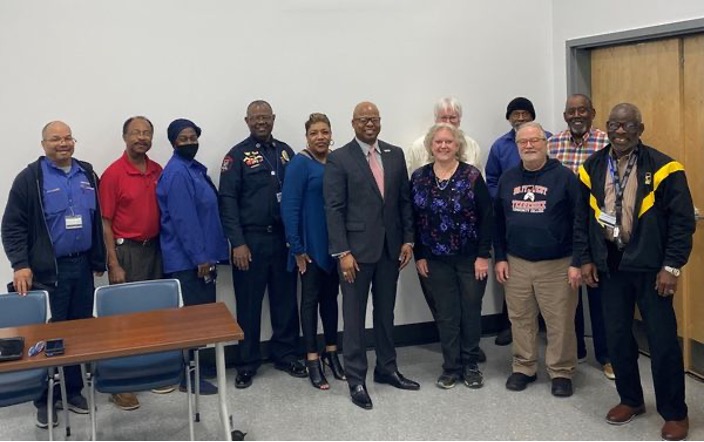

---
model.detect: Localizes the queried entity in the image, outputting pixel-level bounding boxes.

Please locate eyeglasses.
[606,121,640,131]
[127,130,153,138]
[354,117,381,125]
[43,136,77,145]
[516,137,546,147]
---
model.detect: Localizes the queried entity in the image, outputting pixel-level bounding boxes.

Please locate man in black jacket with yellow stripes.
[575,103,695,441]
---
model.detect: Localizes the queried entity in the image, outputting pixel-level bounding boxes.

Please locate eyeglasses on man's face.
[354,117,381,126]
[44,136,77,145]
[606,121,640,132]
[516,137,546,147]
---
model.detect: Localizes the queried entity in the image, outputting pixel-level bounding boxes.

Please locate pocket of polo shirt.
[78,185,97,211]
[42,188,69,214]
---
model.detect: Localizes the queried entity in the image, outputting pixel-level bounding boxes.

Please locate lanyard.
[607,151,637,226]
[259,144,282,189]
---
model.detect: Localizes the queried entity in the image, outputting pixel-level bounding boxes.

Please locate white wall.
[0,0,556,337]
[550,0,704,123]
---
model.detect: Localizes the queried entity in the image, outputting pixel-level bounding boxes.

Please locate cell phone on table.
[45,338,65,357]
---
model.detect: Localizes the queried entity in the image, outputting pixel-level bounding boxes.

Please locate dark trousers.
[35,254,94,407]
[600,269,687,421]
[423,255,486,373]
[575,284,609,364]
[168,269,216,306]
[116,239,163,282]
[300,261,340,354]
[341,249,399,386]
[232,232,299,372]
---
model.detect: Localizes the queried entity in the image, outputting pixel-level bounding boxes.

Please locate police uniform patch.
[221,155,233,172]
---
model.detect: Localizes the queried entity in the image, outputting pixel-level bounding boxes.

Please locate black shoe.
[54,394,90,414]
[274,360,308,378]
[477,347,487,363]
[495,328,512,346]
[505,372,537,391]
[306,359,329,390]
[235,370,255,389]
[551,377,573,397]
[36,405,59,429]
[349,384,373,410]
[373,370,420,390]
[436,372,458,389]
[463,363,484,389]
[321,350,346,380]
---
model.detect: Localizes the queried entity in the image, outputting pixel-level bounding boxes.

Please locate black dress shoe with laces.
[235,370,255,389]
[349,384,373,410]
[373,370,420,390]
[274,360,308,378]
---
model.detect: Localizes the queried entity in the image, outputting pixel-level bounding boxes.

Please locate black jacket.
[574,143,695,273]
[494,158,582,265]
[1,157,107,286]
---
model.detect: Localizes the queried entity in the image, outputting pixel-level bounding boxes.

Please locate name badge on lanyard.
[65,214,83,230]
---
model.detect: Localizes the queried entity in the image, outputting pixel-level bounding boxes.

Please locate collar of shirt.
[355,137,380,156]
[43,157,84,178]
[170,152,207,174]
[120,151,159,176]
[247,135,277,149]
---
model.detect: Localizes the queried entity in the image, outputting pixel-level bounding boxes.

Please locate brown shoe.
[661,417,689,441]
[110,393,140,411]
[602,363,616,380]
[605,403,645,425]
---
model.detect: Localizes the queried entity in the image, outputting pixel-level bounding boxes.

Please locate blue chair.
[0,291,69,441]
[85,279,196,440]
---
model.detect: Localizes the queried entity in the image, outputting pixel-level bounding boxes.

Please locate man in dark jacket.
[575,103,695,441]
[1,121,106,428]
[494,121,582,398]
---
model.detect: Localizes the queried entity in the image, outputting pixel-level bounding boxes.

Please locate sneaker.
[151,385,177,394]
[54,394,89,414]
[463,363,484,389]
[110,392,140,411]
[436,372,458,389]
[603,363,616,380]
[180,377,218,395]
[36,405,59,429]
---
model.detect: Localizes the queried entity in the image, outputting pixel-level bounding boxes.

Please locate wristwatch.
[663,266,681,277]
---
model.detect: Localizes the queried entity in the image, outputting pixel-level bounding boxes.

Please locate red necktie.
[367,148,384,197]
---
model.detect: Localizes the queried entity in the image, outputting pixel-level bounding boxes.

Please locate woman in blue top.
[281,113,345,390]
[411,123,493,390]
[157,118,229,394]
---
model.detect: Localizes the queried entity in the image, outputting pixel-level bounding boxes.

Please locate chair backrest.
[95,279,181,317]
[0,291,48,327]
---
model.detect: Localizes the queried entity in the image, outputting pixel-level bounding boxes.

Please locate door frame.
[566,17,704,96]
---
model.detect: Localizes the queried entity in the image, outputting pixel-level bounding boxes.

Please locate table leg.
[215,342,232,441]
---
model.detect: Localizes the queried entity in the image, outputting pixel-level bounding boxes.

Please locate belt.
[116,237,157,247]
[242,225,282,234]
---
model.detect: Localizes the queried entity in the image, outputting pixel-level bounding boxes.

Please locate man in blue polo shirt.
[1,120,106,428]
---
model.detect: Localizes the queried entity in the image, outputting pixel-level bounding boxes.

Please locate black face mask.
[174,143,199,160]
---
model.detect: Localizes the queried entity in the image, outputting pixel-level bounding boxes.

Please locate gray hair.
[433,97,463,120]
[515,121,546,138]
[423,122,467,161]
[610,103,642,123]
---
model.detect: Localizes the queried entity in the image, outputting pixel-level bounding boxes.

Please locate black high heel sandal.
[322,350,346,380]
[306,359,329,390]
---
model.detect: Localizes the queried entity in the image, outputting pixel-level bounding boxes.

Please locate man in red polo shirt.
[99,115,163,410]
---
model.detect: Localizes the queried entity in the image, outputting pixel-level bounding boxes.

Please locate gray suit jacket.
[324,139,414,264]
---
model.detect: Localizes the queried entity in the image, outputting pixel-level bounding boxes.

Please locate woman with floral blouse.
[410,122,493,390]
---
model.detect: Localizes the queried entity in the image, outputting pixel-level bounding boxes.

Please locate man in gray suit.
[324,101,419,410]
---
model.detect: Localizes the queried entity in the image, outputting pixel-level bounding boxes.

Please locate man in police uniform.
[1,120,106,428]
[219,100,305,389]
[576,103,695,441]
[99,116,164,409]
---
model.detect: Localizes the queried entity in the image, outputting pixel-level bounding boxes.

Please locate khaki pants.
[505,255,578,379]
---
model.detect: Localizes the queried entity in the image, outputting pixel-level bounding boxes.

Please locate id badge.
[276,192,282,203]
[65,215,83,230]
[598,211,617,228]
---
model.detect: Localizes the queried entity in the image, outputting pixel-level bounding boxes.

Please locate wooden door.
[591,38,685,335]
[683,34,704,376]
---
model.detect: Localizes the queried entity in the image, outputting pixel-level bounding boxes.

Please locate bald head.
[42,121,71,140]
[606,103,644,155]
[352,101,381,145]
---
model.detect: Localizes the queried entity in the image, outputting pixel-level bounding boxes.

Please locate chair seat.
[95,350,184,393]
[0,368,48,406]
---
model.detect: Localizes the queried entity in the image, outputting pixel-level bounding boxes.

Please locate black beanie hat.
[505,97,536,120]
[167,119,202,147]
